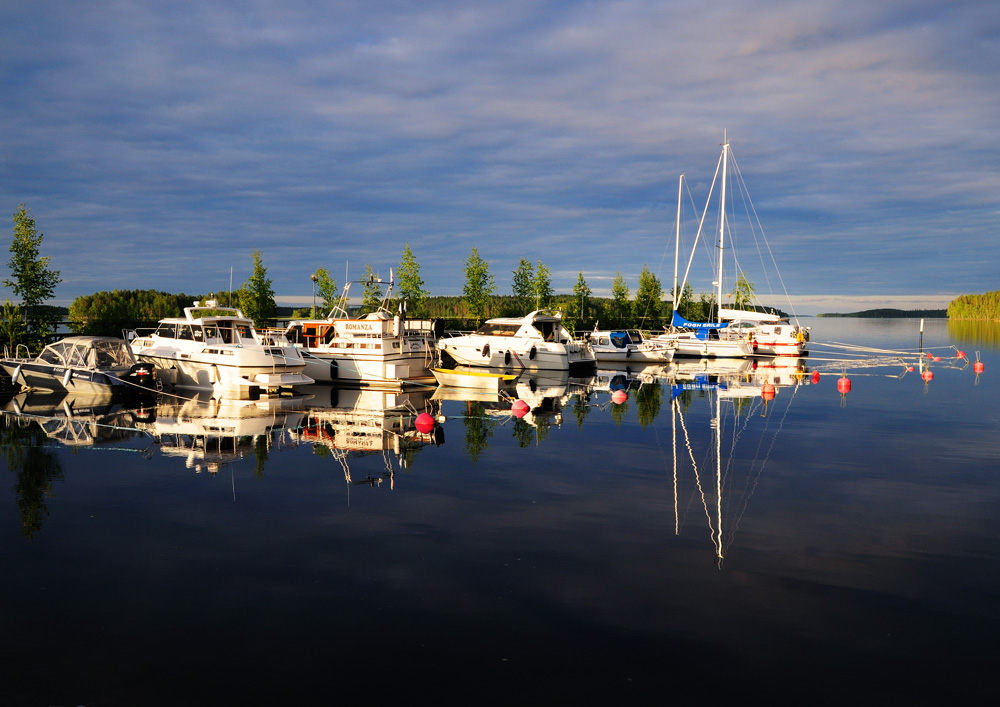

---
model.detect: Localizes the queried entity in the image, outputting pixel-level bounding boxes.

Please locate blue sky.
[2,0,997,314]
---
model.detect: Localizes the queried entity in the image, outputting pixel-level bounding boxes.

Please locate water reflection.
[289,385,443,490]
[135,391,308,475]
[947,319,1000,348]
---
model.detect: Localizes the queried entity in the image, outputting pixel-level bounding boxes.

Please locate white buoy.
[11,364,22,385]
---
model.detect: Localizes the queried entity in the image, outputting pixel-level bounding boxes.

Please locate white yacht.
[585,329,675,363]
[437,309,596,372]
[283,276,440,387]
[129,301,313,397]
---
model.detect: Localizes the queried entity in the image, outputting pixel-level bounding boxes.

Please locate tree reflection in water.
[1,415,64,540]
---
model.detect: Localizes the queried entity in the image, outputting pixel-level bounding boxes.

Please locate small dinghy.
[431,367,518,393]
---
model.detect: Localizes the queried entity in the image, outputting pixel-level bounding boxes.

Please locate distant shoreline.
[816,308,947,319]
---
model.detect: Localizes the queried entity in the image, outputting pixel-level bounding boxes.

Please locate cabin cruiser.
[716,309,809,356]
[437,309,596,372]
[129,300,313,397]
[585,329,674,363]
[2,336,157,395]
[283,276,440,387]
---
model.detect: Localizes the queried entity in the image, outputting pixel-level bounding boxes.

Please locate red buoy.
[921,370,934,382]
[415,412,435,434]
[926,352,933,359]
[974,361,985,374]
[761,383,776,401]
[810,370,820,385]
[512,399,530,418]
[837,376,851,395]
[933,356,941,362]
[957,351,966,359]
[611,389,628,405]
[907,366,915,372]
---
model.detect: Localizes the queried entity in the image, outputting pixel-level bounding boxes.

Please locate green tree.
[533,260,553,310]
[312,267,338,316]
[4,204,61,351]
[396,243,428,315]
[235,250,276,328]
[511,259,534,314]
[731,272,756,310]
[361,264,384,313]
[462,247,495,325]
[0,299,26,354]
[611,271,631,328]
[633,264,663,330]
[573,272,592,327]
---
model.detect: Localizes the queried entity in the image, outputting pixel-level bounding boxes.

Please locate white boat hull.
[438,335,594,371]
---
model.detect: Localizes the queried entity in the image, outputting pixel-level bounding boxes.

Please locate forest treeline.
[818,309,948,318]
[947,291,1000,320]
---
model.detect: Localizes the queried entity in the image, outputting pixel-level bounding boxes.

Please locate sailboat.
[653,134,807,357]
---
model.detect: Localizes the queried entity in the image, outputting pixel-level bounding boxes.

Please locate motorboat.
[2,336,157,395]
[129,300,313,397]
[585,329,674,363]
[716,311,809,356]
[437,309,596,372]
[283,274,440,387]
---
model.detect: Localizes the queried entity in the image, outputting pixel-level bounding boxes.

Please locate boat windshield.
[475,322,521,337]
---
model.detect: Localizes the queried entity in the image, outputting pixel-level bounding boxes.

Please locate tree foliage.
[68,289,199,336]
[610,271,631,328]
[396,243,428,315]
[361,264,384,313]
[235,250,276,327]
[462,247,495,325]
[633,264,663,329]
[511,259,534,314]
[311,267,338,317]
[572,272,593,328]
[947,290,1000,320]
[4,204,62,351]
[533,260,553,310]
[731,272,756,310]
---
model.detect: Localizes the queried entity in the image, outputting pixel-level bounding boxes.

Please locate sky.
[1,0,997,315]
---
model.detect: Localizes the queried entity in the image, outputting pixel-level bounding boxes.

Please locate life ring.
[529,346,536,360]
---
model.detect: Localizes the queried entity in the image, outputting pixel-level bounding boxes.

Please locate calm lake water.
[2,317,998,705]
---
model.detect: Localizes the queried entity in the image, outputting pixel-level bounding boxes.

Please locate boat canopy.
[718,308,783,323]
[671,312,730,330]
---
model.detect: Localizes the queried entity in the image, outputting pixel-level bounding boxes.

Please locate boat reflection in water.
[289,385,443,491]
[134,391,308,474]
[2,390,145,447]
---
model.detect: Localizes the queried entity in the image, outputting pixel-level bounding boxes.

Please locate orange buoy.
[415,412,435,433]
[512,399,530,418]
[810,370,820,385]
[761,383,776,401]
[933,356,941,362]
[907,365,915,372]
[611,389,628,405]
[957,351,966,359]
[837,376,851,395]
[974,361,985,374]
[921,370,934,382]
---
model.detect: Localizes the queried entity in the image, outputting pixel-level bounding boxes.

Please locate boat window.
[203,324,220,341]
[192,325,204,340]
[217,323,234,344]
[600,337,611,346]
[474,322,521,336]
[235,323,253,341]
[38,343,66,365]
[774,327,782,335]
[155,323,176,338]
[92,340,132,367]
[69,343,92,367]
[177,325,193,340]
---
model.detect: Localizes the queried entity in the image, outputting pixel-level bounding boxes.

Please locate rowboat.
[431,367,518,392]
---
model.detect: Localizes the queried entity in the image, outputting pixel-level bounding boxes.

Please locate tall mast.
[717,132,729,324]
[673,173,684,314]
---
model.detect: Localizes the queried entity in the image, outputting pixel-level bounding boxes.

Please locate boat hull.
[135,353,312,393]
[438,335,595,372]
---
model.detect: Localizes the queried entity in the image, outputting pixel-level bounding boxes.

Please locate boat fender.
[752,339,758,352]
[626,348,631,358]
[504,351,511,365]
[481,342,490,359]
[529,346,536,360]
[11,364,22,385]
[211,364,220,384]
[63,368,73,386]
